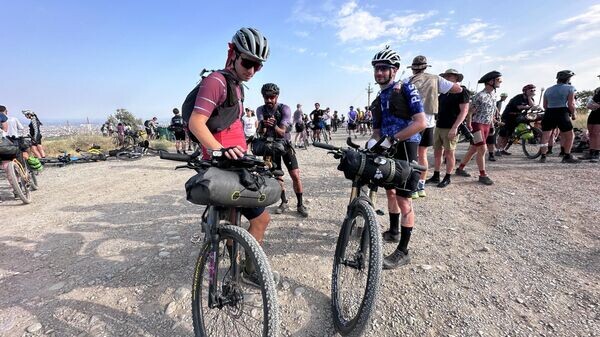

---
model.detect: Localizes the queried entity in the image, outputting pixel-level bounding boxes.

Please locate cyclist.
[292,104,305,147]
[368,46,426,269]
[455,71,503,185]
[256,83,309,217]
[187,27,271,285]
[0,106,8,134]
[170,108,186,154]
[583,83,600,162]
[309,103,324,142]
[407,55,463,198]
[347,106,358,138]
[495,84,538,156]
[144,117,158,140]
[426,69,469,188]
[332,110,339,133]
[539,70,580,163]
[22,110,46,158]
[1,106,25,139]
[323,107,333,140]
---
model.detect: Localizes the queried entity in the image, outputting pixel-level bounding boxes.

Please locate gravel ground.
[1,132,598,337]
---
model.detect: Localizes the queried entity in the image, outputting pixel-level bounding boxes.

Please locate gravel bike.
[501,108,544,159]
[313,137,425,336]
[160,149,280,337]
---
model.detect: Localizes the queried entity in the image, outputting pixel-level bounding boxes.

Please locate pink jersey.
[192,71,247,154]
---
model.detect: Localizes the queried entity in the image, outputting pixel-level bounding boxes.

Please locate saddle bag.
[0,138,19,160]
[185,167,281,207]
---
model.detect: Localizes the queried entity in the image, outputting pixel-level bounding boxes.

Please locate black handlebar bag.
[0,138,19,160]
[185,167,281,208]
[337,150,417,188]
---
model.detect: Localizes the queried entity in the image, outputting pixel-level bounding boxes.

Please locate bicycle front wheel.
[331,197,382,336]
[192,225,279,337]
[521,127,543,159]
[6,161,32,204]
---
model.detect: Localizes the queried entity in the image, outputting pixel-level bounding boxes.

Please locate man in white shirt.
[2,107,26,138]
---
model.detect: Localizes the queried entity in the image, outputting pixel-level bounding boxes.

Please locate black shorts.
[588,110,600,125]
[419,127,434,147]
[542,108,573,132]
[240,207,265,220]
[325,124,331,131]
[272,144,299,172]
[385,141,419,198]
[31,134,42,145]
[295,123,305,132]
[486,127,496,145]
[347,123,357,130]
[174,130,186,140]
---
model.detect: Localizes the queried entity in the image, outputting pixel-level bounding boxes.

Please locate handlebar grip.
[159,150,191,162]
[409,160,427,172]
[313,142,338,151]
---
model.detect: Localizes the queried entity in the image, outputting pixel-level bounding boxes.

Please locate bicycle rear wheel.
[521,127,543,159]
[116,151,143,161]
[6,161,32,204]
[331,197,382,336]
[192,225,279,337]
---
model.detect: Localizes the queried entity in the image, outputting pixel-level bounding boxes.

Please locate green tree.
[106,109,143,131]
[576,90,594,115]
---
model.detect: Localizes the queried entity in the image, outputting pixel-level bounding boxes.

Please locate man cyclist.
[583,78,600,162]
[144,117,158,140]
[495,84,538,156]
[368,46,426,269]
[455,71,503,185]
[187,27,272,286]
[407,55,463,198]
[309,103,324,142]
[256,83,309,217]
[323,107,333,141]
[293,104,306,147]
[332,110,339,132]
[170,108,186,154]
[539,70,580,163]
[347,106,358,138]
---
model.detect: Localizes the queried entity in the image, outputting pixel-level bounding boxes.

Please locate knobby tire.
[521,127,543,159]
[191,225,279,337]
[6,161,32,204]
[331,197,382,336]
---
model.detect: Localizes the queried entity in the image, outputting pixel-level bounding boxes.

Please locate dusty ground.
[1,132,598,337]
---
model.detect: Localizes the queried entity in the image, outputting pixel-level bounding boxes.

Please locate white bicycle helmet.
[232,27,270,62]
[371,45,401,69]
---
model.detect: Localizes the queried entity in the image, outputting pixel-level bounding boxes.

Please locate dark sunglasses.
[264,95,277,100]
[374,65,393,72]
[239,57,263,71]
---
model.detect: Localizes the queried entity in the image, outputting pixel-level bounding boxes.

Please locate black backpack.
[181,70,244,142]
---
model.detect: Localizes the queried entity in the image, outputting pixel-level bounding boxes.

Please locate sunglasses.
[374,65,393,72]
[239,56,263,71]
[264,95,277,100]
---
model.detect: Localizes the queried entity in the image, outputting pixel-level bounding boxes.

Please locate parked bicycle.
[1,137,37,204]
[500,108,545,159]
[114,140,161,161]
[160,148,280,337]
[313,137,425,336]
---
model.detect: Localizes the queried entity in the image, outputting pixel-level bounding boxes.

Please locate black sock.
[296,192,303,206]
[389,213,400,234]
[560,146,565,155]
[432,171,440,179]
[398,226,413,254]
[489,151,494,156]
[281,191,288,203]
[443,173,451,181]
[548,146,553,153]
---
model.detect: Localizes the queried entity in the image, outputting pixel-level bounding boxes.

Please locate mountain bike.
[313,137,425,336]
[160,149,280,337]
[9,136,40,191]
[501,108,544,159]
[1,139,35,204]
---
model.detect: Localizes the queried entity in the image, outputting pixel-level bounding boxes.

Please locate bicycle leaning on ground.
[160,148,281,337]
[313,137,425,336]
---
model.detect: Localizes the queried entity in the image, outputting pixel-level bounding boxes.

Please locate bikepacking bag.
[0,138,19,160]
[337,150,416,189]
[185,167,281,208]
[250,137,287,157]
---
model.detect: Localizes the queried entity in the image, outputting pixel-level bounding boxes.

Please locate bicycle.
[1,139,35,204]
[500,108,544,159]
[9,136,40,191]
[313,137,425,336]
[160,148,280,337]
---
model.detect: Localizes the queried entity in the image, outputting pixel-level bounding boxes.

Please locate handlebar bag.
[337,150,417,189]
[0,137,19,160]
[185,167,281,207]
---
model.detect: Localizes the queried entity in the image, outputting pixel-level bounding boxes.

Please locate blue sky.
[2,0,600,123]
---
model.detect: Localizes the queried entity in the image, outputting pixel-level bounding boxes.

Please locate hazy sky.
[2,0,600,123]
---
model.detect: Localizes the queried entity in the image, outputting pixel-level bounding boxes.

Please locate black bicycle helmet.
[478,71,502,84]
[261,83,280,96]
[556,70,575,80]
[371,45,401,69]
[232,27,270,62]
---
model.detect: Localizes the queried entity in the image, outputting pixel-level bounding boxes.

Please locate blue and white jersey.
[375,80,424,143]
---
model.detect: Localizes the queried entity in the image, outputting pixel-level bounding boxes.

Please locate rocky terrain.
[1,132,598,337]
